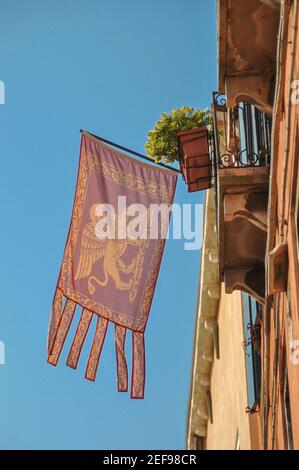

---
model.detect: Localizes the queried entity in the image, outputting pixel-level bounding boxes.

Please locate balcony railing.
[211,92,272,171]
[176,94,272,193]
[211,92,272,224]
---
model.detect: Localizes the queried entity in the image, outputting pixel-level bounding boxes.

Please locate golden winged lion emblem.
[75,203,149,303]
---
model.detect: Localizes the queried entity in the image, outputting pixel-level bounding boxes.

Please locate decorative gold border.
[85,316,109,381]
[115,324,128,392]
[66,308,93,369]
[84,131,179,179]
[47,287,63,355]
[131,331,145,399]
[48,299,76,365]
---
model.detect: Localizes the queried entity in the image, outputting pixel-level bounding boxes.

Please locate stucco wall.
[265,0,299,449]
[205,286,251,450]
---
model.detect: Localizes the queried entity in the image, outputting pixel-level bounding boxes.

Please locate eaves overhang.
[186,189,220,449]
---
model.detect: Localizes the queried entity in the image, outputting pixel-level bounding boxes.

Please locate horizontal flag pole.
[79,129,181,174]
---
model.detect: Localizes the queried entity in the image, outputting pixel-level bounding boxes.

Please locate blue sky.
[0,0,216,449]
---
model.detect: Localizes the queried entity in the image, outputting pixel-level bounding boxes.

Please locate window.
[237,102,271,166]
[242,294,262,408]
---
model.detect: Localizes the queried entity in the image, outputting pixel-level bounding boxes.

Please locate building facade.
[187,0,299,450]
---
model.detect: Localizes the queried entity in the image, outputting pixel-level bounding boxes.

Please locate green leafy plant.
[145,106,212,164]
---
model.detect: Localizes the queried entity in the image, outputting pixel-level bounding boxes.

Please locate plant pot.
[177,127,212,192]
